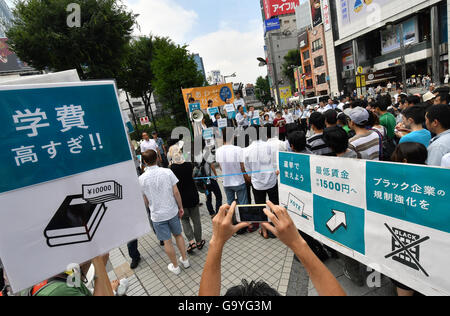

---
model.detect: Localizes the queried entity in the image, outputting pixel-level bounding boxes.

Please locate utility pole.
[431,5,441,85]
[398,23,408,94]
[267,32,282,107]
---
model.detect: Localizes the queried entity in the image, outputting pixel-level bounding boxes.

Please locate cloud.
[125,0,267,84]
[188,23,267,85]
[126,0,198,43]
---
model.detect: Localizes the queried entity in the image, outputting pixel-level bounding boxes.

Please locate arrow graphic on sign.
[326,210,347,234]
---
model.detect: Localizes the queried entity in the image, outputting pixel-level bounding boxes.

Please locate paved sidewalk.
[107,196,293,296]
[107,194,396,296]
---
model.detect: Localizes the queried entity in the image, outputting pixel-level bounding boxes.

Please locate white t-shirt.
[244,140,278,191]
[235,112,249,127]
[139,166,179,223]
[140,139,158,154]
[442,153,450,168]
[216,144,245,188]
[283,113,294,124]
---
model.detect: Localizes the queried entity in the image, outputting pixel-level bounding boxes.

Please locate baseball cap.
[344,107,369,125]
[422,91,436,103]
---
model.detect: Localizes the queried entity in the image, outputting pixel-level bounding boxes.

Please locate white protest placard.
[0,81,151,293]
[279,152,450,296]
[217,118,228,129]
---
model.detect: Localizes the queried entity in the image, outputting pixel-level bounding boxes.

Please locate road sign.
[0,81,151,292]
[357,66,363,74]
[140,116,150,126]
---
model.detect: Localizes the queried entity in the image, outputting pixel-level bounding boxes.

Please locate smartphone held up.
[235,205,271,223]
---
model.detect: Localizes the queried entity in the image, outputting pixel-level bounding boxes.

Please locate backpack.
[193,161,208,194]
[382,134,396,161]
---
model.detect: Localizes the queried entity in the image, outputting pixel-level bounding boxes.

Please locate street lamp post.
[224,72,236,83]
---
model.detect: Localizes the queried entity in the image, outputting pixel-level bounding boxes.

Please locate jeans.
[224,183,249,205]
[252,183,279,205]
[206,179,223,216]
[181,206,203,242]
[127,240,141,261]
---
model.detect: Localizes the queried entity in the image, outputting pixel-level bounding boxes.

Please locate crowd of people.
[2,84,449,297]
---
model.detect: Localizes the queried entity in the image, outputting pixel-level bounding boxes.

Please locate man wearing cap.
[345,107,380,161]
[152,131,168,168]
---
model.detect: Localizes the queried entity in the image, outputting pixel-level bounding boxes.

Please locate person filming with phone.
[199,201,346,297]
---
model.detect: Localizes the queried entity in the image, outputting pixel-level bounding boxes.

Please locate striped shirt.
[306,133,333,156]
[349,131,380,161]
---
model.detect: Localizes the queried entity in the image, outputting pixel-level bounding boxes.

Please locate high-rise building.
[193,53,206,80]
[260,0,301,105]
[207,70,224,85]
[0,0,13,38]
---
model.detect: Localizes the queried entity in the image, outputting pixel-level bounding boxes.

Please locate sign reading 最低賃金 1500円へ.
[278,152,450,296]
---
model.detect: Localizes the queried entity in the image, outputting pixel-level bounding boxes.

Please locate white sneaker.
[179,256,190,269]
[116,278,129,296]
[168,263,181,275]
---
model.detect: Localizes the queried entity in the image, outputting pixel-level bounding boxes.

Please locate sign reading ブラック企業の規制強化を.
[278,152,450,296]
[0,81,151,293]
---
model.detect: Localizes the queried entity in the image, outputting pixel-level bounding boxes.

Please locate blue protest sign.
[279,152,311,193]
[207,107,219,118]
[314,195,366,255]
[189,102,201,113]
[366,161,450,234]
[0,83,132,194]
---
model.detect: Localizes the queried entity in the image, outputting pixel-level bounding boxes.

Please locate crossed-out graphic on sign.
[384,224,430,277]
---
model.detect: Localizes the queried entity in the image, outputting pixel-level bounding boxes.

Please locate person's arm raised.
[199,202,250,296]
[262,201,346,297]
[92,254,114,296]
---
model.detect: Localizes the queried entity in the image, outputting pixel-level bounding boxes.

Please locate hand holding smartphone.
[235,205,271,223]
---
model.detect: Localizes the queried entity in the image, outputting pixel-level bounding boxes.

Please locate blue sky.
[124,0,267,84]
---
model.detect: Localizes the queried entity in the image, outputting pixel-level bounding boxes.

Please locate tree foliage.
[255,76,273,106]
[6,0,136,80]
[282,49,302,90]
[151,42,205,126]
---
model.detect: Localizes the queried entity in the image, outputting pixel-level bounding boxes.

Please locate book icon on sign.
[44,181,123,248]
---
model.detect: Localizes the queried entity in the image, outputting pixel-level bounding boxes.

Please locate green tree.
[151,43,205,126]
[255,76,273,106]
[117,36,170,133]
[6,0,136,80]
[282,49,302,91]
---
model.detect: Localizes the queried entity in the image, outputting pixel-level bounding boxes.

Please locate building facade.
[0,0,13,38]
[207,70,224,85]
[193,53,206,80]
[326,0,449,96]
[261,0,301,105]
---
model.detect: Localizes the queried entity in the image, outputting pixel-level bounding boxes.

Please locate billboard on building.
[336,0,436,40]
[296,0,313,30]
[341,42,354,71]
[322,0,331,31]
[311,0,323,27]
[0,38,31,73]
[298,30,308,48]
[265,17,281,32]
[263,0,300,20]
[381,17,419,55]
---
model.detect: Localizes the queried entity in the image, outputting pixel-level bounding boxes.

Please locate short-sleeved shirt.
[216,145,245,188]
[35,281,92,296]
[139,166,179,223]
[235,112,249,127]
[349,131,380,161]
[244,140,278,191]
[155,138,165,154]
[170,162,199,208]
[427,130,450,166]
[140,139,158,154]
[273,118,287,134]
[399,129,432,148]
[306,133,333,156]
[379,112,397,140]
